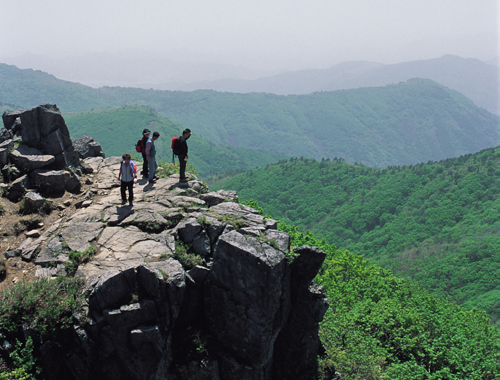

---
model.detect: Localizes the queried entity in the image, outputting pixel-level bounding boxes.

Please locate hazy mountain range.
[0,61,499,169]
[3,54,499,115]
[176,55,500,115]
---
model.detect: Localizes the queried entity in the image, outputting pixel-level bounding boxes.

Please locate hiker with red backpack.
[117,153,138,206]
[136,129,150,178]
[172,128,192,182]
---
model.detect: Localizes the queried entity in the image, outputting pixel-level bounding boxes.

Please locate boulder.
[2,111,20,130]
[29,169,68,196]
[0,126,13,143]
[0,147,9,167]
[265,219,277,230]
[191,230,211,258]
[35,237,67,267]
[176,217,203,245]
[210,202,265,227]
[7,174,30,201]
[82,156,104,174]
[60,222,105,253]
[10,144,55,172]
[73,135,105,159]
[65,171,82,193]
[26,230,41,238]
[199,192,227,207]
[2,104,80,168]
[215,190,238,202]
[2,164,22,183]
[0,139,13,166]
[23,192,45,210]
[264,229,290,253]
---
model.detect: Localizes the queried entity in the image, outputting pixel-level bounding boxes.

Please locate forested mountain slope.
[1,63,499,168]
[212,147,500,325]
[64,106,288,177]
[276,216,500,379]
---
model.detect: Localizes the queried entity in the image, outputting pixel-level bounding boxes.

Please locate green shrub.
[173,242,204,270]
[216,214,245,230]
[156,160,198,179]
[0,365,32,380]
[0,277,84,336]
[65,245,97,276]
[6,337,41,379]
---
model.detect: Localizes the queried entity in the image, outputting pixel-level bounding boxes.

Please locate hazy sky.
[1,0,498,70]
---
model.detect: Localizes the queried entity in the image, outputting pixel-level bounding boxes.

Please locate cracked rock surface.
[13,155,329,380]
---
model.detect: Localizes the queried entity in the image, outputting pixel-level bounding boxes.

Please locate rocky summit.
[11,155,329,380]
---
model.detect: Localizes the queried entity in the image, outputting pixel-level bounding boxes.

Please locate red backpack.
[135,138,145,153]
[171,136,179,155]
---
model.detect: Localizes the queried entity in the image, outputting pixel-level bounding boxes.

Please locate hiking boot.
[149,179,156,184]
[129,202,133,207]
[121,200,126,205]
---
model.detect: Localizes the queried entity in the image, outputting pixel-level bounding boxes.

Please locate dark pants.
[178,155,187,180]
[141,152,148,177]
[121,180,134,203]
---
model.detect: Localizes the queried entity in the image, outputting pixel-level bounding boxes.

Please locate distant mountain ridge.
[1,63,499,168]
[176,55,500,115]
[2,54,497,115]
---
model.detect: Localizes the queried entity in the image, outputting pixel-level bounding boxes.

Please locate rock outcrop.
[8,156,329,380]
[73,135,105,159]
[2,104,79,168]
[0,104,103,200]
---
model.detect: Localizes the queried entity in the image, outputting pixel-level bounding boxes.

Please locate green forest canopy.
[213,147,500,326]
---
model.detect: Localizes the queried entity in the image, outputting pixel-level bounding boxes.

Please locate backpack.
[135,138,144,153]
[171,136,179,155]
[136,136,149,153]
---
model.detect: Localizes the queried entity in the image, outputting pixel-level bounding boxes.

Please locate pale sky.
[1,0,498,70]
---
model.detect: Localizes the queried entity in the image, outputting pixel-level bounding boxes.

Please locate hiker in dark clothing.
[177,128,192,182]
[140,129,150,178]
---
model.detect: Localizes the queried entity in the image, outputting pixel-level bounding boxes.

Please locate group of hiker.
[117,128,192,206]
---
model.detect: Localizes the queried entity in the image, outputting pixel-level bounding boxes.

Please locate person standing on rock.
[117,153,137,206]
[146,131,160,184]
[140,129,150,178]
[177,128,192,182]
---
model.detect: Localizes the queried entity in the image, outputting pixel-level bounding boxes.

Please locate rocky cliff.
[0,105,329,379]
[4,156,328,380]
